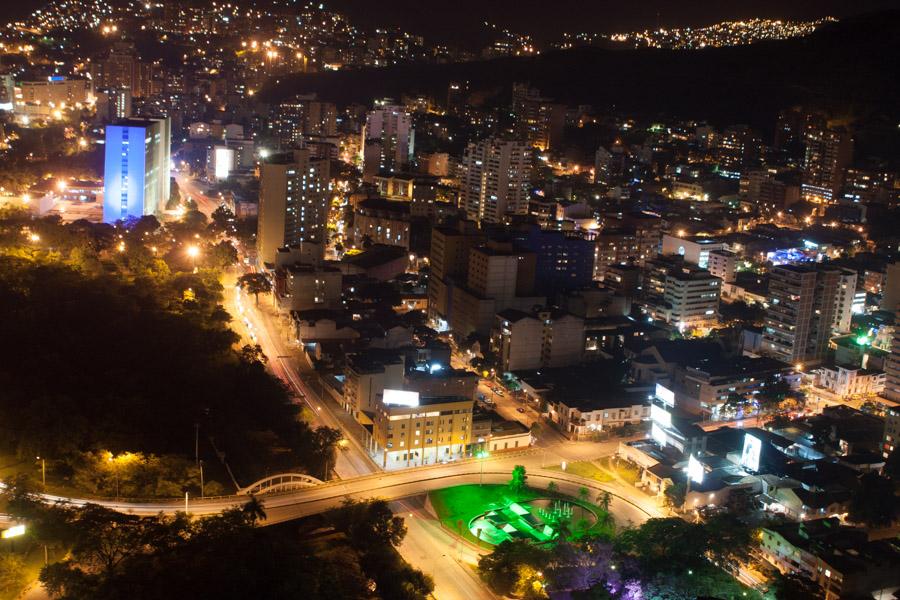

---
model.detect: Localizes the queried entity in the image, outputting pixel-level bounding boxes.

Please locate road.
[174,168,223,216]
[228,277,379,479]
[391,498,495,600]
[42,448,662,527]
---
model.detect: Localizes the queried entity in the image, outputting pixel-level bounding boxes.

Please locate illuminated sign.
[651,422,667,446]
[687,454,704,484]
[214,147,234,180]
[650,404,672,429]
[740,433,762,472]
[655,384,675,407]
[383,389,419,408]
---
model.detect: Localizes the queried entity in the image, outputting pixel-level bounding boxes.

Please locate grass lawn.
[545,460,614,483]
[428,484,614,547]
[597,456,641,485]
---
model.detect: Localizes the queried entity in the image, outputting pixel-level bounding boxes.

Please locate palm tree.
[238,273,272,306]
[241,496,267,524]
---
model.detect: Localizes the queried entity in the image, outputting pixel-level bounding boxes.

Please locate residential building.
[102,117,171,223]
[883,313,900,403]
[426,220,485,330]
[801,122,854,203]
[343,351,405,421]
[459,137,531,224]
[273,263,342,312]
[763,265,842,365]
[370,392,473,469]
[832,268,858,334]
[759,519,900,600]
[256,149,331,266]
[707,249,737,283]
[352,197,411,249]
[645,263,722,330]
[511,83,565,151]
[812,365,885,398]
[884,407,900,458]
[676,356,793,420]
[510,225,594,295]
[15,77,92,114]
[362,100,413,181]
[271,94,337,146]
[493,308,585,372]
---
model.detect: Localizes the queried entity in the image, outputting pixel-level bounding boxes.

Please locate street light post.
[199,460,204,499]
[36,456,45,488]
[476,450,489,486]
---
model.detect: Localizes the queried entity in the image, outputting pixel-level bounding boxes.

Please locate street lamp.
[186,245,200,271]
[36,456,45,488]
[476,450,490,486]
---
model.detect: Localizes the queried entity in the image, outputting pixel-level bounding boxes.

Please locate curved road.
[42,452,662,528]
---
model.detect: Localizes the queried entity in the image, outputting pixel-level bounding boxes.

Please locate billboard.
[214,147,234,180]
[650,404,672,429]
[651,422,667,446]
[655,383,675,407]
[740,433,762,472]
[687,454,704,484]
[383,389,419,408]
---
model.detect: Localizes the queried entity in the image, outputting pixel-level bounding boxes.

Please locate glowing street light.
[1,525,25,539]
[476,450,490,486]
[28,233,40,243]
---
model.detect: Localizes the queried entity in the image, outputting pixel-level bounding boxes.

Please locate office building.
[763,265,842,365]
[656,266,722,330]
[511,225,594,295]
[801,122,853,203]
[459,138,531,224]
[661,234,727,268]
[256,149,331,266]
[678,356,796,419]
[15,77,92,118]
[362,100,413,181]
[103,117,171,223]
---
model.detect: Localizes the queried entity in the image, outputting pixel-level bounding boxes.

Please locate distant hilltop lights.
[555,17,837,51]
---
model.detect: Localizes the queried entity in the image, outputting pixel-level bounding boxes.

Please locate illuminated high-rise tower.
[103,117,170,223]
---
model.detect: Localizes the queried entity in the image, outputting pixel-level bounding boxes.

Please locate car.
[516,407,526,413]
[495,389,505,397]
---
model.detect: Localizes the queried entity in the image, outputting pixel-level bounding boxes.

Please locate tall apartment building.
[103,117,171,223]
[883,312,900,403]
[271,94,337,146]
[641,256,721,329]
[801,122,853,203]
[256,149,331,266]
[426,220,486,329]
[510,225,594,295]
[459,138,531,224]
[493,308,584,372]
[832,269,858,334]
[89,43,154,97]
[594,227,640,281]
[763,265,842,365]
[362,100,413,181]
[511,83,565,151]
[717,124,761,176]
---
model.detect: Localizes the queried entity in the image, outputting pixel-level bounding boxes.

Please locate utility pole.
[199,460,204,499]
[194,423,199,466]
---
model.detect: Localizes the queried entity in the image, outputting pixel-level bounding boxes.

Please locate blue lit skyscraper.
[103,117,170,223]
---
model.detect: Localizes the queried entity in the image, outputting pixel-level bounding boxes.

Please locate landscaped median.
[426,482,614,548]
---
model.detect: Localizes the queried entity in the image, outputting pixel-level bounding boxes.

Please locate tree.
[509,465,527,496]
[848,473,899,528]
[238,272,272,306]
[208,240,238,269]
[614,518,708,571]
[166,180,181,210]
[327,499,407,549]
[596,491,612,513]
[768,571,823,600]
[477,540,550,595]
[210,205,235,231]
[0,554,27,597]
[663,480,687,509]
[547,481,558,494]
